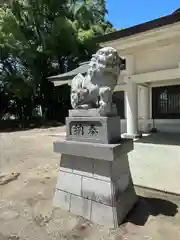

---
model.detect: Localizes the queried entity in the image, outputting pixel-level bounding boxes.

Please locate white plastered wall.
[109,22,180,134]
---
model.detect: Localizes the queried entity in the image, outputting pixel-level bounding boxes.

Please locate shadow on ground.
[124,196,178,226]
[135,132,180,146]
[0,119,64,133]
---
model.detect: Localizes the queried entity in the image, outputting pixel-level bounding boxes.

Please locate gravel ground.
[0,126,180,240]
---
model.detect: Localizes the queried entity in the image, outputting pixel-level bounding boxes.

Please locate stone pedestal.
[66,116,121,144]
[53,110,137,228]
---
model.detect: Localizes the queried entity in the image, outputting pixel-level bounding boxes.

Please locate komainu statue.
[71,47,124,116]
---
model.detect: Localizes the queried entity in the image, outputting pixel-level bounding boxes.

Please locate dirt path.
[0,127,180,240]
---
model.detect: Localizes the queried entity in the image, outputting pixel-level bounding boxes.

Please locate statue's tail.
[71,73,84,91]
[71,73,85,109]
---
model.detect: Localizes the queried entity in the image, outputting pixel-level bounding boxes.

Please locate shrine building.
[49,9,180,136]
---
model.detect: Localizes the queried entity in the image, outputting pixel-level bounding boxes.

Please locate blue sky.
[106,0,180,29]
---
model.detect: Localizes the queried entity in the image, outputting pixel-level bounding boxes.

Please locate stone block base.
[53,140,137,228]
[69,107,117,117]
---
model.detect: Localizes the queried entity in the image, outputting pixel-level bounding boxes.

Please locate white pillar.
[140,86,150,132]
[124,55,139,138]
[141,86,149,119]
[126,82,139,136]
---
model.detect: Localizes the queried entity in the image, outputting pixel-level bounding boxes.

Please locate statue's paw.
[99,102,112,116]
[78,104,92,109]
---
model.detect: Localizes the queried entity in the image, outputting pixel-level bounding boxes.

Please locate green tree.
[0,0,114,123]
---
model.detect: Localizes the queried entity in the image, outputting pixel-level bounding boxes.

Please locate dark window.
[113,91,125,119]
[152,85,180,119]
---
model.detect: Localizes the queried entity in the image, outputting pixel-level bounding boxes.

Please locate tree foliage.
[0,0,114,124]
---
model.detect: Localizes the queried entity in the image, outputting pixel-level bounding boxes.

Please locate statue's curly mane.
[87,47,121,79]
